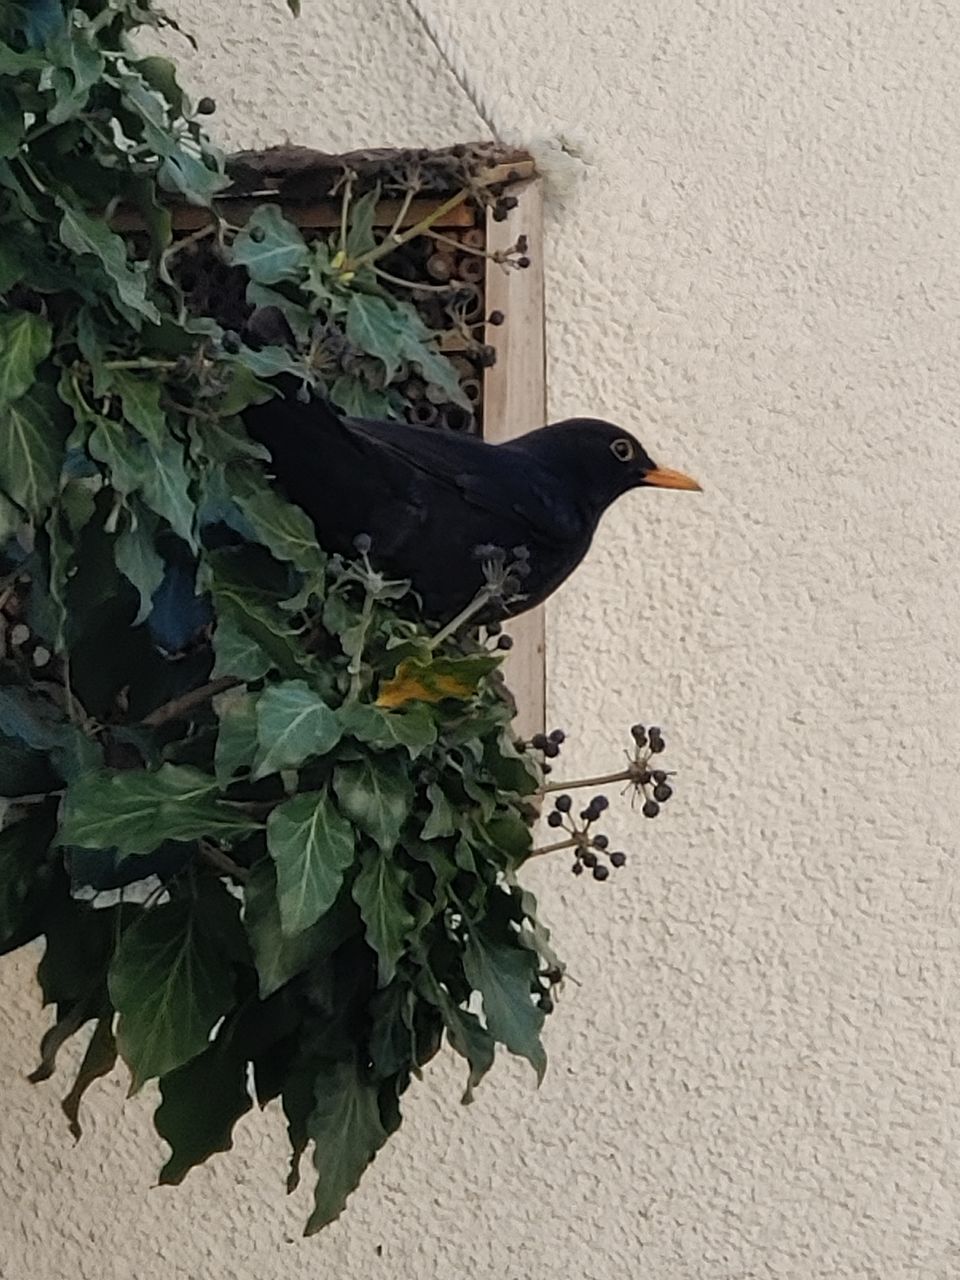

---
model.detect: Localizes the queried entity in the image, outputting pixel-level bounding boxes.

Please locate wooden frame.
[138,147,547,736]
[482,180,546,741]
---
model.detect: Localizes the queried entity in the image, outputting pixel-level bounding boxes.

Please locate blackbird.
[242,391,701,621]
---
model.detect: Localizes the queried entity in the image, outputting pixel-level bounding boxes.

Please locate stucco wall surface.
[2,1,959,1277]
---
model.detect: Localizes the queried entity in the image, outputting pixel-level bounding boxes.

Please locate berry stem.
[540,765,638,794]
[529,836,581,859]
[345,188,471,272]
[428,584,497,650]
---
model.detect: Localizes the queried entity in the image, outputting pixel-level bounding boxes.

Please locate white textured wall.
[3,1,960,1276]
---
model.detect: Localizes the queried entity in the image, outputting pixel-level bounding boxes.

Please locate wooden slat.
[482,179,547,740]
[112,197,476,234]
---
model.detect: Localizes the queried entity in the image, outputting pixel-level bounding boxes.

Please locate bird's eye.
[610,438,635,462]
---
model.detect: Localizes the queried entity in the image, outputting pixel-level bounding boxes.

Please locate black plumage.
[242,392,701,622]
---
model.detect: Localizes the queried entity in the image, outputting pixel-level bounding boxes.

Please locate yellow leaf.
[376,655,500,709]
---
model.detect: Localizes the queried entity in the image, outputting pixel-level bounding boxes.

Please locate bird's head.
[524,418,701,505]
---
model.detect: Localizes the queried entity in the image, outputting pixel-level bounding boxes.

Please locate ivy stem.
[345,187,471,273]
[382,183,417,245]
[540,765,639,794]
[103,358,180,371]
[347,590,376,697]
[528,836,583,859]
[425,227,513,263]
[198,840,250,882]
[428,586,497,651]
[372,266,458,294]
[141,676,241,728]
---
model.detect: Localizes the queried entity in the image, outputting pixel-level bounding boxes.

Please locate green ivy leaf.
[154,1022,253,1184]
[232,476,326,575]
[133,55,184,116]
[209,565,316,682]
[0,382,70,516]
[333,755,413,853]
[420,782,457,839]
[59,764,257,855]
[111,368,168,447]
[328,375,395,420]
[352,848,414,986]
[463,931,546,1082]
[252,680,342,780]
[339,701,437,760]
[211,608,272,682]
[0,686,98,782]
[214,691,259,786]
[139,437,196,549]
[344,187,380,260]
[231,207,309,285]
[47,26,104,124]
[114,508,165,625]
[422,973,495,1104]
[345,294,402,381]
[0,86,23,159]
[57,200,161,326]
[243,858,358,997]
[304,1058,389,1234]
[108,895,238,1089]
[266,787,356,935]
[0,311,53,407]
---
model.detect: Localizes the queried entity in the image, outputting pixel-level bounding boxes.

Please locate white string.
[401,0,504,141]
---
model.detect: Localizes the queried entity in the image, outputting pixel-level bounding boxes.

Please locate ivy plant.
[0,0,571,1235]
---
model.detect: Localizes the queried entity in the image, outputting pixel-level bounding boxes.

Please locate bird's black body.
[242,391,698,622]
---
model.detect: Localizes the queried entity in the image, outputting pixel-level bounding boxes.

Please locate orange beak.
[644,465,702,492]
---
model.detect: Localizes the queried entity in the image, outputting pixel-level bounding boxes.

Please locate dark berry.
[548,728,565,744]
[610,851,627,868]
[542,763,552,774]
[501,573,521,595]
[580,808,593,822]
[196,96,216,114]
[221,330,241,353]
[249,225,266,243]
[582,851,598,868]
[478,344,497,367]
[652,770,668,784]
[514,738,526,752]
[543,740,560,758]
[592,834,609,850]
[592,864,610,881]
[503,195,519,210]
[492,205,508,222]
[496,634,514,651]
[592,794,609,812]
[653,783,673,803]
[545,966,563,984]
[512,545,531,561]
[538,994,554,1013]
[352,532,372,554]
[649,738,665,754]
[642,799,660,819]
[517,255,531,269]
[547,811,564,828]
[486,620,503,636]
[572,861,583,875]
[517,234,529,253]
[639,770,652,785]
[554,794,572,813]
[488,310,505,325]
[648,725,662,739]
[530,733,548,750]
